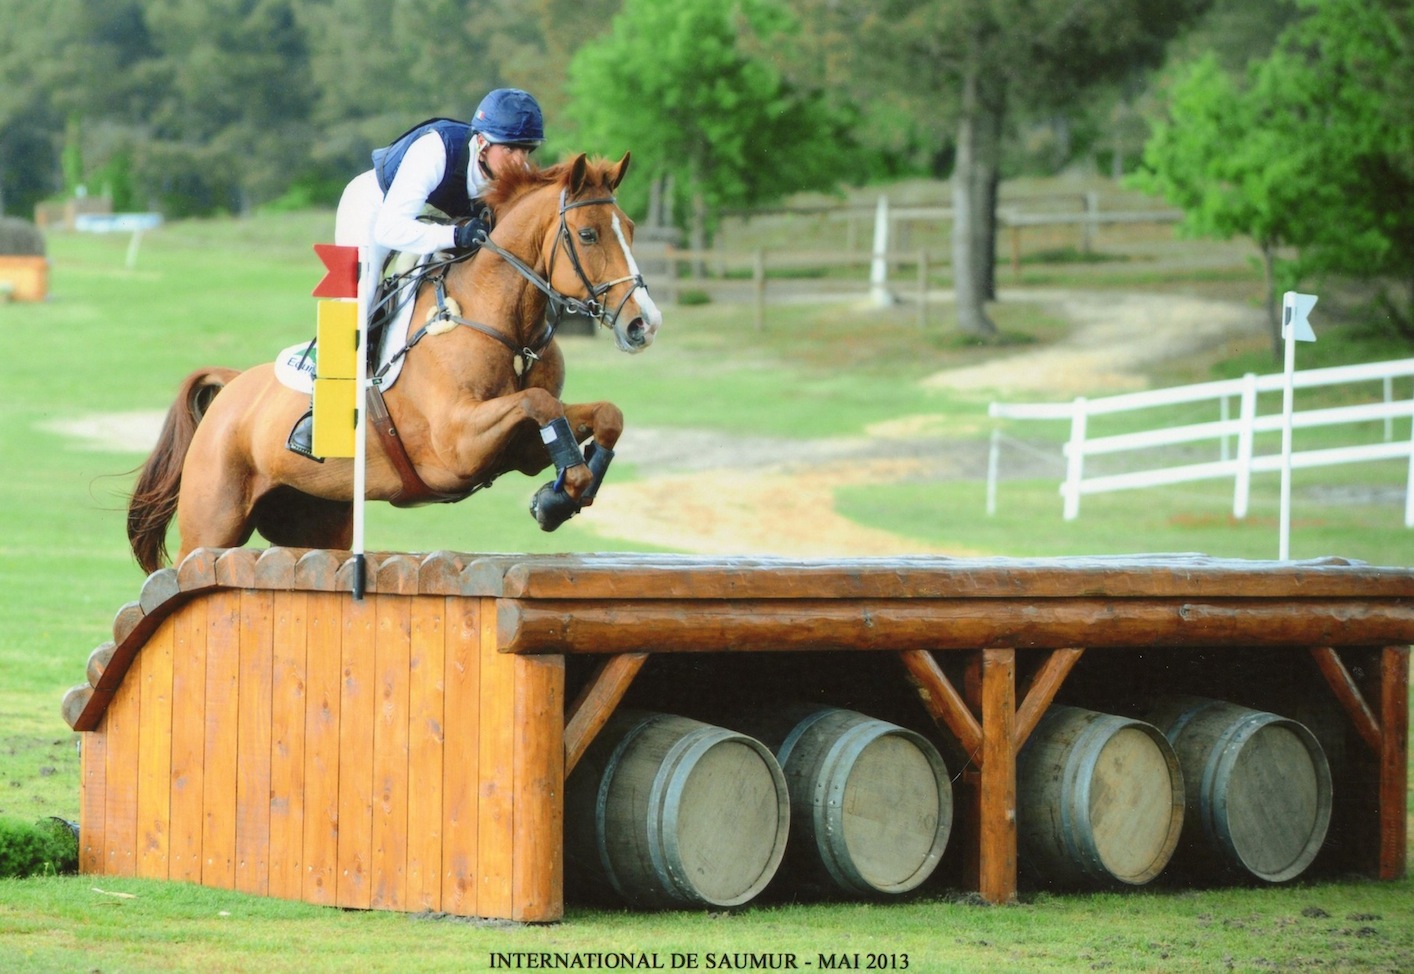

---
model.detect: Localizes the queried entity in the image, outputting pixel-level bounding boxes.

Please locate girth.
[365,385,487,508]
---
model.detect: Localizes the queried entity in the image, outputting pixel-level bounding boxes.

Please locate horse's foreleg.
[564,400,625,452]
[439,388,589,487]
[527,400,627,530]
[562,401,625,507]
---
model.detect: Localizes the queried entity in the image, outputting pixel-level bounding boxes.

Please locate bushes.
[0,217,45,256]
[0,816,79,878]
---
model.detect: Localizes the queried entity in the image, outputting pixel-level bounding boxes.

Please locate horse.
[127,152,661,575]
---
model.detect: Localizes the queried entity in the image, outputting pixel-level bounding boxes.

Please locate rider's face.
[481,142,535,179]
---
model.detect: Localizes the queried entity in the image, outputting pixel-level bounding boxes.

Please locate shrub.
[0,817,79,878]
[0,217,45,256]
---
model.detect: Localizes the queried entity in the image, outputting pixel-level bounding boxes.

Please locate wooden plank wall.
[79,589,564,922]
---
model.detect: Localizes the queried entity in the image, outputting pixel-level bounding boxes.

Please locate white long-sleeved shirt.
[371,131,487,255]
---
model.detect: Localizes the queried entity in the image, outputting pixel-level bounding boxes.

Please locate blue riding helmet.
[471,88,545,146]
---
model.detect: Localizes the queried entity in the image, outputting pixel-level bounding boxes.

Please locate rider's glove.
[453,217,490,251]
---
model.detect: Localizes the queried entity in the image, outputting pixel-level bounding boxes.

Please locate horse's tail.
[128,367,240,574]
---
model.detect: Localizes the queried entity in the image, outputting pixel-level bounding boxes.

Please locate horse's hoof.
[530,482,580,531]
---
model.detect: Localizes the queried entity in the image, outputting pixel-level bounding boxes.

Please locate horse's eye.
[578,227,598,244]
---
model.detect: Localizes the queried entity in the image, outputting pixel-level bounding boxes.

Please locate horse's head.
[486,153,662,353]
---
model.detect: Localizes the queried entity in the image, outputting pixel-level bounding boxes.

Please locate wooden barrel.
[564,710,789,909]
[1017,705,1185,887]
[743,706,952,896]
[1147,696,1332,883]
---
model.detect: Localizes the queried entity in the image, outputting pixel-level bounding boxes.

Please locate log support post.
[900,647,1085,904]
[563,653,648,777]
[1376,647,1409,880]
[1309,645,1409,880]
[976,648,1017,904]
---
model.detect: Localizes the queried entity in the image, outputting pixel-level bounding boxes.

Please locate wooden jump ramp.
[64,547,1413,922]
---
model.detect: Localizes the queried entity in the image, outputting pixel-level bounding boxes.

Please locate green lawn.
[1,207,1411,973]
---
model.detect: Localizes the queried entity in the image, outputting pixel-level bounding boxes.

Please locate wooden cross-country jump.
[64,548,1413,921]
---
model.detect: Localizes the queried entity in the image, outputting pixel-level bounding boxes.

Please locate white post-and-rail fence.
[987,357,1414,527]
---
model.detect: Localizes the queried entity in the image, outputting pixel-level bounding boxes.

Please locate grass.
[839,469,1413,565]
[1,876,1411,973]
[2,195,1412,972]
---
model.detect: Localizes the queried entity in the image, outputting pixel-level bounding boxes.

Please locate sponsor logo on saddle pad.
[275,342,317,394]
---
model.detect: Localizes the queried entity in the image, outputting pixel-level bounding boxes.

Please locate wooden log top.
[63,547,1414,731]
[125,547,1414,600]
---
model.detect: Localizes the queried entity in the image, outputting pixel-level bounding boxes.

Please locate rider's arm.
[372,132,460,255]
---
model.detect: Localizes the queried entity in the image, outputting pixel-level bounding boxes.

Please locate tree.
[1131,55,1316,357]
[0,0,153,214]
[563,0,856,259]
[532,0,633,126]
[790,0,1210,340]
[1135,0,1414,349]
[137,0,314,215]
[1272,0,1414,339]
[298,0,586,203]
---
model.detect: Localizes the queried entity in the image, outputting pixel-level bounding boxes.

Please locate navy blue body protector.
[371,118,474,217]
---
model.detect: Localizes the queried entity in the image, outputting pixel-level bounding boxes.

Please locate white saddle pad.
[273,256,426,393]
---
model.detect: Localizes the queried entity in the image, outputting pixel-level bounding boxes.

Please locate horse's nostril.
[627,318,646,344]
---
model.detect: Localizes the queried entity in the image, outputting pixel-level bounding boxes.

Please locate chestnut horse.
[128,153,660,574]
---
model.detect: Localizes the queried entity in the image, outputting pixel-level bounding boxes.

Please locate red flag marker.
[312,243,359,298]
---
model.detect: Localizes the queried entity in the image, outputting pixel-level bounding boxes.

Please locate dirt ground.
[50,288,1261,556]
[580,289,1262,556]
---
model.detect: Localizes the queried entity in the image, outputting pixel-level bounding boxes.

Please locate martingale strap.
[421,268,555,382]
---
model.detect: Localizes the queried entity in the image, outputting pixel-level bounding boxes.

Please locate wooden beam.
[1014,648,1084,749]
[1309,647,1383,753]
[978,649,1017,905]
[563,654,648,777]
[498,598,1414,656]
[897,650,982,762]
[1377,647,1409,880]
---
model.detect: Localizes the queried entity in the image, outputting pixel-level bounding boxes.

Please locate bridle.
[387,188,650,383]
[479,189,648,330]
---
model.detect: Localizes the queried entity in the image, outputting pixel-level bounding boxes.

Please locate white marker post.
[311,243,366,597]
[869,195,895,306]
[351,246,372,599]
[1278,291,1318,560]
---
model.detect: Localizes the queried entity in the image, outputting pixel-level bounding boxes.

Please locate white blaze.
[611,213,662,335]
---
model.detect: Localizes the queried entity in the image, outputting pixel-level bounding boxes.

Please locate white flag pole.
[868,195,894,307]
[1278,291,1318,560]
[352,246,371,599]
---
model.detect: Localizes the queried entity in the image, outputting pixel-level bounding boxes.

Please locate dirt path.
[580,290,1261,555]
[920,290,1262,396]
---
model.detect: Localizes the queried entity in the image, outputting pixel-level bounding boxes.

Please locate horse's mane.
[482,156,620,217]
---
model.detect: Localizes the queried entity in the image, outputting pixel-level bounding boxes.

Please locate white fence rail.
[987,358,1414,527]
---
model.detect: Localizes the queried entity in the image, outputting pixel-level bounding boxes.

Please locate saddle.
[274,250,457,395]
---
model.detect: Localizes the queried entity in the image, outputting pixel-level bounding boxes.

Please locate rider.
[288,87,546,460]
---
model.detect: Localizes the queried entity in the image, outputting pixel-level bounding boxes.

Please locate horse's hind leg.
[174,461,259,564]
[252,486,354,551]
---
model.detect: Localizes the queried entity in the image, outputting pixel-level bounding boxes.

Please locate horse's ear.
[609,152,631,192]
[568,153,589,195]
